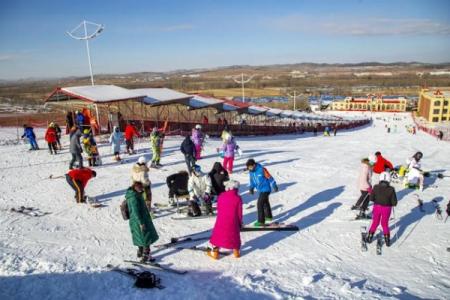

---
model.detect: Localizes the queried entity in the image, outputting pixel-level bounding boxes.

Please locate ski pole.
[392,207,399,244]
[49,174,64,179]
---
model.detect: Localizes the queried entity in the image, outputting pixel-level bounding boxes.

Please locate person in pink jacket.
[352,154,376,219]
[208,180,243,259]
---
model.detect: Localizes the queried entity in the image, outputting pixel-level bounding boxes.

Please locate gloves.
[367,186,373,194]
[249,188,254,195]
[273,184,279,193]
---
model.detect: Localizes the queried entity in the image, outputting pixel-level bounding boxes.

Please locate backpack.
[120,199,130,220]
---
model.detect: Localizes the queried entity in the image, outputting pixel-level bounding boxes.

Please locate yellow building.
[331,95,407,112]
[418,88,450,122]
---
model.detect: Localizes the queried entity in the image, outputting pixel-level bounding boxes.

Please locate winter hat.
[152,127,158,132]
[192,164,201,173]
[246,159,256,169]
[379,171,391,183]
[368,154,377,165]
[138,156,146,165]
[195,124,202,129]
[224,180,240,191]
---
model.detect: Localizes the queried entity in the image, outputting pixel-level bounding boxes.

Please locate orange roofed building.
[331,94,407,112]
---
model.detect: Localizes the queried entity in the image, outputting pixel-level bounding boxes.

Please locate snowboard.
[154,236,210,249]
[360,226,368,252]
[10,206,51,217]
[241,223,299,232]
[124,260,188,275]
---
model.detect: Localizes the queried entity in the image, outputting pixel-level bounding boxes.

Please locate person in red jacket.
[66,168,97,203]
[373,151,393,182]
[124,123,141,155]
[45,123,58,155]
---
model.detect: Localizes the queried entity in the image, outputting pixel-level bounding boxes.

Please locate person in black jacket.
[366,172,398,246]
[209,162,229,197]
[180,135,196,174]
[166,171,189,207]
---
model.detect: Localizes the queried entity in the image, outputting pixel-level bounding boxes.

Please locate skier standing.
[82,129,99,167]
[69,128,83,169]
[150,127,162,167]
[126,181,159,262]
[131,156,152,211]
[65,168,96,203]
[209,162,229,197]
[246,159,278,226]
[208,180,243,260]
[180,135,196,174]
[191,124,204,160]
[187,165,213,216]
[221,135,239,174]
[75,111,85,129]
[352,155,376,219]
[21,124,39,150]
[109,126,124,161]
[124,122,141,155]
[366,172,397,247]
[44,123,58,155]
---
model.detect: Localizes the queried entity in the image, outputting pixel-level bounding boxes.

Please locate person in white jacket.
[131,156,152,211]
[404,151,424,191]
[109,126,124,161]
[187,165,213,216]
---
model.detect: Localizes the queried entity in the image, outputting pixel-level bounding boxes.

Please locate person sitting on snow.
[187,165,213,216]
[65,168,96,203]
[404,151,424,191]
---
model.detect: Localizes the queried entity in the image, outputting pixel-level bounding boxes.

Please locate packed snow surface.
[0,112,449,299]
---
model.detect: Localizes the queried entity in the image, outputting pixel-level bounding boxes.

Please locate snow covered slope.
[1,112,449,299]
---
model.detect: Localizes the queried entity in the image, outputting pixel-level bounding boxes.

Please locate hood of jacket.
[133,163,149,173]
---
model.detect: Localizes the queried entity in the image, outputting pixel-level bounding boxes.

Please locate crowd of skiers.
[352,150,429,247]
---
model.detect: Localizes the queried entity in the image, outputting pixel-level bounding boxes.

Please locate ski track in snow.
[0,113,449,299]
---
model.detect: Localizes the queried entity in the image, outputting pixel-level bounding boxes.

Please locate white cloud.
[271,15,450,36]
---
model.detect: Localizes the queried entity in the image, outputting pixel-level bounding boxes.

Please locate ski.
[125,260,188,275]
[432,200,443,220]
[154,236,210,249]
[175,245,231,256]
[360,226,368,252]
[241,223,299,232]
[171,214,216,220]
[376,230,383,255]
[10,206,51,217]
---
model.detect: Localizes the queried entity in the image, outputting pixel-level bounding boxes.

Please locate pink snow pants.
[223,156,234,174]
[195,144,202,160]
[369,204,392,235]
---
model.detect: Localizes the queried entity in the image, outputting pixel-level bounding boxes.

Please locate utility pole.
[287,90,300,111]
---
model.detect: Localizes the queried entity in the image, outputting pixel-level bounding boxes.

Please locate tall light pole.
[287,90,300,111]
[232,73,254,102]
[67,20,104,86]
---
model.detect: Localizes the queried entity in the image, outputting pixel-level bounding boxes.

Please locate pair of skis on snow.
[360,226,383,255]
[10,206,51,217]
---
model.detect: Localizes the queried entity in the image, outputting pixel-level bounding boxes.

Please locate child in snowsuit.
[82,129,99,167]
[166,171,190,207]
[221,135,239,174]
[22,125,39,150]
[404,151,424,191]
[45,123,58,154]
[246,159,278,226]
[187,165,213,216]
[131,156,152,211]
[208,180,243,260]
[366,172,397,247]
[65,168,96,203]
[109,126,124,161]
[126,181,159,262]
[150,127,162,167]
[180,135,196,174]
[352,155,376,219]
[191,125,204,160]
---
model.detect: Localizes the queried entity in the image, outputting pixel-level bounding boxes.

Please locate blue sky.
[0,0,449,80]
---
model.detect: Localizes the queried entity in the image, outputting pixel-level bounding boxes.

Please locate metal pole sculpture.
[232,73,254,102]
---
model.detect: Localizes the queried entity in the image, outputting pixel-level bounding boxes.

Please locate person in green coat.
[126,181,159,262]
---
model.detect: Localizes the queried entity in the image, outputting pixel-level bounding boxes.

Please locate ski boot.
[168,197,176,207]
[351,205,360,211]
[233,249,240,258]
[384,234,391,247]
[253,221,264,227]
[355,211,369,220]
[206,247,219,260]
[137,246,143,258]
[187,200,202,217]
[265,217,273,223]
[150,162,157,168]
[365,232,374,243]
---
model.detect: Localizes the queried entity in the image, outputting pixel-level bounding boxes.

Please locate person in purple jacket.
[191,124,204,160]
[221,135,239,174]
[208,180,243,260]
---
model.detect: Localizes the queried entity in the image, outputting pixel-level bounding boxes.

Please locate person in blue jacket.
[76,111,85,129]
[21,124,39,150]
[246,158,278,226]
